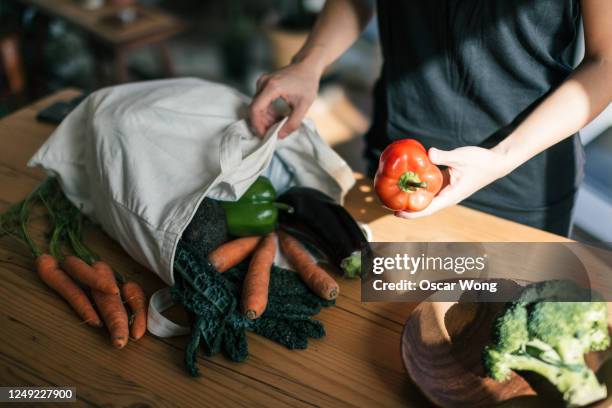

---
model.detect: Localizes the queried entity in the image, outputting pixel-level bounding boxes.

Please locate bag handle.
[218,121,246,174]
[147,287,190,337]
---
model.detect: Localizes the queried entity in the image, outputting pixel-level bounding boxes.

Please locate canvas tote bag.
[28,78,355,336]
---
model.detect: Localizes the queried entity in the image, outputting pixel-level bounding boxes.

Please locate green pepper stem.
[274,202,294,214]
[397,171,428,192]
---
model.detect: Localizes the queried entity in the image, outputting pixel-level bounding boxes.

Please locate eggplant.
[277,187,369,278]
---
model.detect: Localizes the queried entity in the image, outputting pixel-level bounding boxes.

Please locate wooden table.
[0,90,570,407]
[18,0,185,83]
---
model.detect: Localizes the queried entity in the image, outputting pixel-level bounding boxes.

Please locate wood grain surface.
[0,90,571,407]
[17,0,184,46]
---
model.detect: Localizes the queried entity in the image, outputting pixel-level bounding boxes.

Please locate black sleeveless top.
[366,0,584,235]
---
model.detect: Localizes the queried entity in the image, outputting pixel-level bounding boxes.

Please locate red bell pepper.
[374,139,443,212]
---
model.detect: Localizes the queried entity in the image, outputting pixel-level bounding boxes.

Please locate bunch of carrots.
[1,178,338,343]
[208,230,340,319]
[0,179,147,349]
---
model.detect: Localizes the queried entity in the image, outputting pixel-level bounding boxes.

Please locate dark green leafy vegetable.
[172,242,333,377]
[182,198,228,256]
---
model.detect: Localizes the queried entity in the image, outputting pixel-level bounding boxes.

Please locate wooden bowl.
[401,301,612,407]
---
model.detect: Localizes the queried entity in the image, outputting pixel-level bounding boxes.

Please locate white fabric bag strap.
[219,119,281,187]
[218,120,246,174]
[301,119,355,199]
[147,288,190,337]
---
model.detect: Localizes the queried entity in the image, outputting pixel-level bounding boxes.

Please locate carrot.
[208,236,262,273]
[36,253,102,327]
[242,233,276,319]
[121,281,147,340]
[279,231,339,301]
[92,260,122,291]
[62,255,119,295]
[92,289,129,349]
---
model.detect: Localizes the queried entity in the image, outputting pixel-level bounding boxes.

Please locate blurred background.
[0,0,610,242]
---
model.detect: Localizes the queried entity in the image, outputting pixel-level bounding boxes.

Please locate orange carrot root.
[92,289,129,349]
[62,256,119,295]
[208,236,262,273]
[242,233,276,319]
[121,281,147,340]
[91,260,121,295]
[36,254,102,327]
[279,231,339,300]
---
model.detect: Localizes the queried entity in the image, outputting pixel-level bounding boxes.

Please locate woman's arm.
[291,0,373,69]
[399,0,612,220]
[249,0,374,138]
[492,0,612,171]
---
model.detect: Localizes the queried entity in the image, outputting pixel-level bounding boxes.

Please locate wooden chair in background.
[0,33,26,99]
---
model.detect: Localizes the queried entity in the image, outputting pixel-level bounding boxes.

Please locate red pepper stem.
[398,171,428,192]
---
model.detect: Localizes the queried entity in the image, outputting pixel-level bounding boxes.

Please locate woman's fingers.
[249,62,321,138]
[393,146,512,220]
[256,74,269,93]
[249,83,282,136]
[278,101,309,139]
[395,183,459,219]
[395,162,464,219]
[428,147,461,167]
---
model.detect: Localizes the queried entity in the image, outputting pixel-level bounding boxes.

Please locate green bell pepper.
[220,176,292,236]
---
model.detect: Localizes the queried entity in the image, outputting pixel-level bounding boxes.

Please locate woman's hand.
[399,0,612,221]
[249,0,375,138]
[249,61,322,139]
[396,146,512,219]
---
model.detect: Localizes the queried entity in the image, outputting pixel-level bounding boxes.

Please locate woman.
[249,0,611,236]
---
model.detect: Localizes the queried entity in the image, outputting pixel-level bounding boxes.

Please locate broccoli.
[483,280,610,407]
